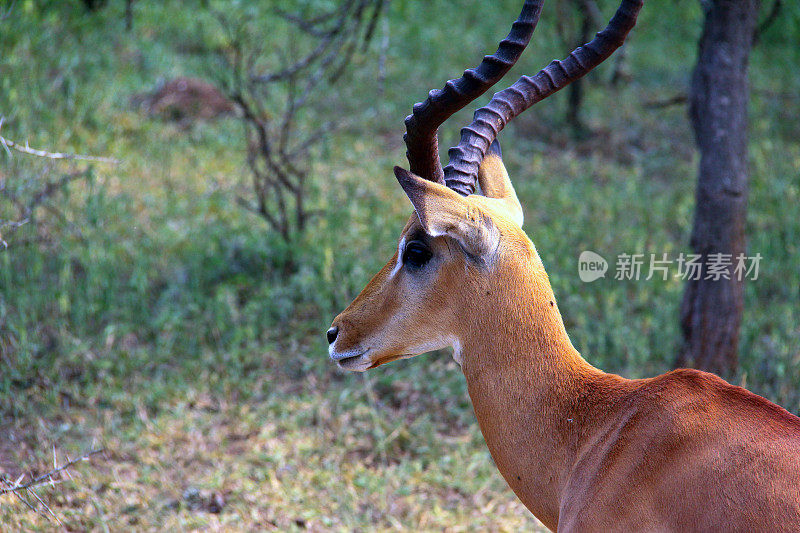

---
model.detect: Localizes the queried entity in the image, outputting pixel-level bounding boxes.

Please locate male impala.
[327,0,800,530]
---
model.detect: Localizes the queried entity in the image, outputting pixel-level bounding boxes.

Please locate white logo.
[578,251,608,282]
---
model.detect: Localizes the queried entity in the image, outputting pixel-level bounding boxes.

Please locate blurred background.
[0,0,798,529]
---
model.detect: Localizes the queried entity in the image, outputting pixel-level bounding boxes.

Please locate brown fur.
[329,154,800,531]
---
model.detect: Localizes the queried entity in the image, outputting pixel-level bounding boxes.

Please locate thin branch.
[29,169,90,209]
[361,0,387,51]
[274,2,351,35]
[0,0,17,22]
[0,448,104,496]
[285,121,337,161]
[236,195,280,230]
[0,219,29,231]
[377,4,389,94]
[0,219,28,250]
[644,93,689,109]
[26,487,63,526]
[753,0,782,44]
[213,1,382,243]
[2,480,41,516]
[251,0,373,85]
[250,28,338,84]
[0,137,119,164]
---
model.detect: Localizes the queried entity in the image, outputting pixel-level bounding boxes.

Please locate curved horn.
[403,0,545,183]
[443,0,644,196]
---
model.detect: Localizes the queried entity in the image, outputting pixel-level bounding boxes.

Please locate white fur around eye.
[389,237,406,278]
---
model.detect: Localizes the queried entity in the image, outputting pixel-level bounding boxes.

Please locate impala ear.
[478,141,523,227]
[394,166,500,258]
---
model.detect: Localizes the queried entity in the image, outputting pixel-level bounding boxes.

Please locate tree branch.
[0,448,104,496]
[0,136,119,164]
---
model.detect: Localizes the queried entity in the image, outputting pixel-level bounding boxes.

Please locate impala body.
[328,0,800,530]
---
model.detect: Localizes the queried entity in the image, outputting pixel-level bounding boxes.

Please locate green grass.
[0,0,798,529]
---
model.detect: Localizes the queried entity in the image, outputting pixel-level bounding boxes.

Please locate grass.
[0,0,798,529]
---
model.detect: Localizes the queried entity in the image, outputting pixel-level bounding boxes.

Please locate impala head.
[328,146,527,371]
[327,0,642,371]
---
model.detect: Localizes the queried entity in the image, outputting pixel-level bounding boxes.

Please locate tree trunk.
[565,0,600,138]
[565,2,592,138]
[125,0,135,32]
[676,0,759,376]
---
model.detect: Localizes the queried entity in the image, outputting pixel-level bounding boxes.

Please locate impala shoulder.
[644,368,800,434]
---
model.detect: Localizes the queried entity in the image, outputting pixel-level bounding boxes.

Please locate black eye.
[402,241,432,269]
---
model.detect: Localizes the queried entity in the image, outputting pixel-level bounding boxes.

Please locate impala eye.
[402,241,432,269]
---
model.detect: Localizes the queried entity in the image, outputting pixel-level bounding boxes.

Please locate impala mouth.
[330,347,371,371]
[337,353,367,370]
[331,348,410,372]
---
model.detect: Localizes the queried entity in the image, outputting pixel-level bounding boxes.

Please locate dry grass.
[0,373,545,531]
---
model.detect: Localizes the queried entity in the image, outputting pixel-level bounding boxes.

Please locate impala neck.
[456,248,611,530]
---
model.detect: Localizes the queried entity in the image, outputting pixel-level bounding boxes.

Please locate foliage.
[0,0,797,529]
[205,0,385,242]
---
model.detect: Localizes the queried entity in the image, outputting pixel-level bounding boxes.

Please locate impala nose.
[326,326,339,345]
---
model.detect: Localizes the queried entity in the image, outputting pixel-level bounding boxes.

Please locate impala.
[327,0,800,530]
